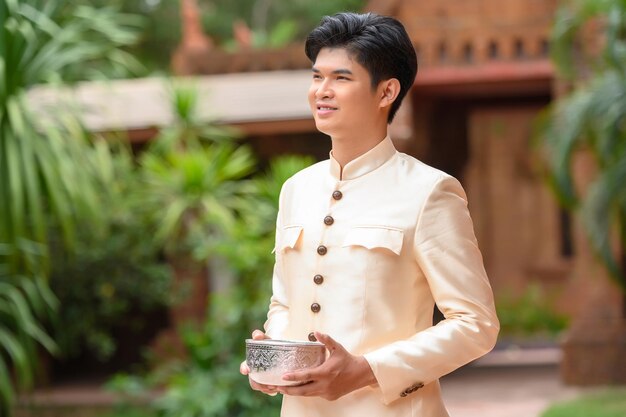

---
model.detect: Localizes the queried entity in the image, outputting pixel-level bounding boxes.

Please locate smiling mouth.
[318,106,338,111]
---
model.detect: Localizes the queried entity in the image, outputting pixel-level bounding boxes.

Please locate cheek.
[361,92,382,112]
[307,86,317,104]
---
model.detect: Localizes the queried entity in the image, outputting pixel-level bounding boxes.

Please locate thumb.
[314,332,344,354]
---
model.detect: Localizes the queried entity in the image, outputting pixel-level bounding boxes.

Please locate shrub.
[108,155,314,417]
[496,283,569,339]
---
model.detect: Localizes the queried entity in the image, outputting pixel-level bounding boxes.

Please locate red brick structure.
[368,0,574,311]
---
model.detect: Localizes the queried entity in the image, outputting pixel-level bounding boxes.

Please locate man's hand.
[240,329,280,396]
[277,332,377,401]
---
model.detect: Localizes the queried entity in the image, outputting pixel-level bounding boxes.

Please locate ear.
[378,78,401,109]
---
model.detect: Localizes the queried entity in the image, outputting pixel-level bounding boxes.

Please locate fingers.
[282,333,344,383]
[240,360,249,375]
[249,379,279,396]
[282,370,314,385]
[252,329,269,340]
[244,332,278,396]
[314,332,344,354]
[278,381,318,397]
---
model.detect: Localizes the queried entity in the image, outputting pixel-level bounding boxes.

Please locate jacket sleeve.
[363,175,499,405]
[263,182,290,339]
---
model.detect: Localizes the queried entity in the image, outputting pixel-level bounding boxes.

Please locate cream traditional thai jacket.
[264,136,499,417]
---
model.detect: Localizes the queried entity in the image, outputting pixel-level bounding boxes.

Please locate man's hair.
[305,12,418,123]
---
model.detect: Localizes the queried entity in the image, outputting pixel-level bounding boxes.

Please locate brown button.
[317,245,327,255]
[403,382,424,395]
[323,215,334,226]
[311,303,321,313]
[313,274,324,285]
[308,332,317,342]
[332,190,343,200]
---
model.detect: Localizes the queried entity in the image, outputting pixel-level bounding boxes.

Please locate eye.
[312,74,322,80]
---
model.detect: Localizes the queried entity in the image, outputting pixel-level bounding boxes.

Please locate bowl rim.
[245,338,324,347]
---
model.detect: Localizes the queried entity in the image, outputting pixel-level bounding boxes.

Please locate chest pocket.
[342,225,404,255]
[278,224,304,252]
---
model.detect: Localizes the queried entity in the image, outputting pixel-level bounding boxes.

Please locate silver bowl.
[245,339,326,386]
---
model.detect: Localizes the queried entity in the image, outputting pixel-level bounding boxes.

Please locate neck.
[330,125,388,168]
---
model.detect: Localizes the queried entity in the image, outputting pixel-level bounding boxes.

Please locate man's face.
[308,47,383,138]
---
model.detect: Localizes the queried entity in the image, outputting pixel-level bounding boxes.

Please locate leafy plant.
[154,156,314,417]
[537,0,626,293]
[0,0,143,412]
[201,0,366,48]
[109,155,314,417]
[49,144,172,363]
[137,83,254,259]
[0,269,57,414]
[496,284,569,339]
[75,0,183,74]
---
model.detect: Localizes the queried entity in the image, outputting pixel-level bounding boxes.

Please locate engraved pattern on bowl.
[245,339,326,386]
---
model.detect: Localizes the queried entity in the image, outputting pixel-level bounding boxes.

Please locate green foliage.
[71,0,182,74]
[496,284,569,339]
[201,0,366,48]
[98,405,158,417]
[0,0,144,299]
[136,83,255,259]
[48,145,172,362]
[551,0,626,80]
[109,154,314,417]
[152,155,312,417]
[0,0,144,413]
[51,252,168,361]
[0,271,58,414]
[537,0,626,291]
[541,388,626,417]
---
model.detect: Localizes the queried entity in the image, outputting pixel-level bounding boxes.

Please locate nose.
[315,79,333,100]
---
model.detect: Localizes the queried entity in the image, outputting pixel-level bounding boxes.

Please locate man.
[240,12,499,417]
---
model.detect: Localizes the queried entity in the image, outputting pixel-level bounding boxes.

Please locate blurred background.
[1,0,625,416]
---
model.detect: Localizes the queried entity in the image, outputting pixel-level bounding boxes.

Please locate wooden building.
[368,0,564,301]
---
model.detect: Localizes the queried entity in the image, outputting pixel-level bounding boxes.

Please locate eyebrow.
[311,67,354,75]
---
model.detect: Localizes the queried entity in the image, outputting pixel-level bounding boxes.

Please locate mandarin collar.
[329,136,397,181]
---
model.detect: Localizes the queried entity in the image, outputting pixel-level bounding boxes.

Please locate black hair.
[305,12,418,123]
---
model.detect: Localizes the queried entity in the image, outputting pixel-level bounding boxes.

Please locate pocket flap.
[279,225,304,251]
[342,226,404,255]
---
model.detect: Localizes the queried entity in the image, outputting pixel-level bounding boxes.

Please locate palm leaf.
[581,155,626,290]
[0,1,145,413]
[0,326,32,390]
[0,354,16,415]
[539,0,626,291]
[138,84,257,260]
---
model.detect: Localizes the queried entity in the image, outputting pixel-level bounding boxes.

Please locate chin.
[314,121,333,136]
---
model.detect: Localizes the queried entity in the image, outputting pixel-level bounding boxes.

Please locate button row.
[306,191,342,347]
[309,191,339,334]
